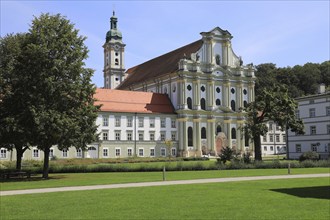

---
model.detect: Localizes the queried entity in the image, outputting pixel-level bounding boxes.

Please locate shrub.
[299,151,320,162]
[243,152,252,164]
[218,147,234,164]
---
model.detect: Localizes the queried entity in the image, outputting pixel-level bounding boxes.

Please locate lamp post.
[134,112,137,157]
[273,123,276,155]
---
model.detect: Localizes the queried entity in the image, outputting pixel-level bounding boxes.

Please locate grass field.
[1,167,329,191]
[1,177,329,220]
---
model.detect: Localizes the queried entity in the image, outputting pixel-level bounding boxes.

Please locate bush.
[218,147,234,164]
[299,151,320,162]
[243,152,252,164]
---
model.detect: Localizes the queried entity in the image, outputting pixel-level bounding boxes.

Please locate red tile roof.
[117,39,203,89]
[94,88,175,114]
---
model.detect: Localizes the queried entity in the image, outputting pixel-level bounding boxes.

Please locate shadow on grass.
[271,186,330,200]
[0,174,67,183]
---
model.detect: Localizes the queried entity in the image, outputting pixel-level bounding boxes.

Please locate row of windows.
[263,146,286,152]
[0,148,78,159]
[262,134,286,143]
[103,117,176,128]
[102,131,176,141]
[186,98,248,111]
[187,85,248,95]
[296,107,330,119]
[107,148,176,157]
[295,144,329,153]
[0,148,177,159]
[309,125,330,135]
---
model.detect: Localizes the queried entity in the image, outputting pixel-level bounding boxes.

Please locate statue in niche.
[216,132,227,155]
[215,54,221,65]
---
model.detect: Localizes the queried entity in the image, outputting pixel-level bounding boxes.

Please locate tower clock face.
[114,45,120,51]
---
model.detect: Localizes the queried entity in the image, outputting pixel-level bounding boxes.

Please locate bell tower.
[103,11,126,89]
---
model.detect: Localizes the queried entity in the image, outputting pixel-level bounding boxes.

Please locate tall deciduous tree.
[15,13,99,178]
[242,84,304,161]
[0,33,31,170]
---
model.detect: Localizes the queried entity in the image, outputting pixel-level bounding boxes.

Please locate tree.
[242,84,304,161]
[0,33,32,170]
[14,13,99,178]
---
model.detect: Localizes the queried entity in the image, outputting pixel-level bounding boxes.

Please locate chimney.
[318,83,326,94]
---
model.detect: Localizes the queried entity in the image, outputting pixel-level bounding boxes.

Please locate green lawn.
[1,177,329,220]
[1,167,329,191]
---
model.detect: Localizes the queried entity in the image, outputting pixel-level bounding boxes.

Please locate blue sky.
[1,1,329,87]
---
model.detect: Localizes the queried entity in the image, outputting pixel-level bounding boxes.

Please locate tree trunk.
[42,147,50,179]
[16,149,23,171]
[254,135,262,161]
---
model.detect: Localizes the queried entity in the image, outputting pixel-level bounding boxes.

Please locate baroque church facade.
[103,12,256,157]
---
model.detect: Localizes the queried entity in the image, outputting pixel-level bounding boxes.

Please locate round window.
[216,87,221,93]
[231,88,235,94]
[243,89,247,95]
[187,85,192,91]
[201,86,205,92]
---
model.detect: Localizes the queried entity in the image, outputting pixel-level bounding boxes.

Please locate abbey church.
[0,12,256,160]
[95,11,256,158]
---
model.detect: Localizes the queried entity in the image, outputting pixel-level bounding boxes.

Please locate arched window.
[201,127,206,139]
[245,135,249,146]
[188,127,193,146]
[243,100,248,108]
[115,58,119,65]
[187,97,192,109]
[201,98,206,110]
[216,99,221,106]
[231,100,236,111]
[216,125,222,134]
[231,128,236,139]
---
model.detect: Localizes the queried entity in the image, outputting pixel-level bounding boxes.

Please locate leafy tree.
[242,84,304,161]
[0,33,31,170]
[14,13,99,178]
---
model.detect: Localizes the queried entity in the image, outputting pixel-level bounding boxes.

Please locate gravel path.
[1,173,329,196]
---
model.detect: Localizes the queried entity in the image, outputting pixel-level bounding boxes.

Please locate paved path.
[1,173,329,196]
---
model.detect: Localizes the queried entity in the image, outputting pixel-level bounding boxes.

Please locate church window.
[187,85,192,91]
[201,127,206,139]
[115,58,119,65]
[201,86,205,92]
[188,127,193,146]
[201,98,206,110]
[115,78,119,81]
[231,88,235,94]
[216,87,221,93]
[243,100,248,108]
[243,89,247,95]
[215,54,221,65]
[231,128,236,139]
[172,84,176,92]
[231,100,236,111]
[216,99,221,106]
[216,125,222,134]
[187,97,192,109]
[115,52,118,56]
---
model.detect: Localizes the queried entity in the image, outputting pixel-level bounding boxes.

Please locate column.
[207,118,216,153]
[181,118,188,152]
[182,79,187,109]
[248,81,255,103]
[236,83,243,111]
[193,118,201,156]
[226,121,232,148]
[193,79,201,110]
[223,81,230,108]
[207,80,215,110]
[177,80,181,109]
[178,120,184,154]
